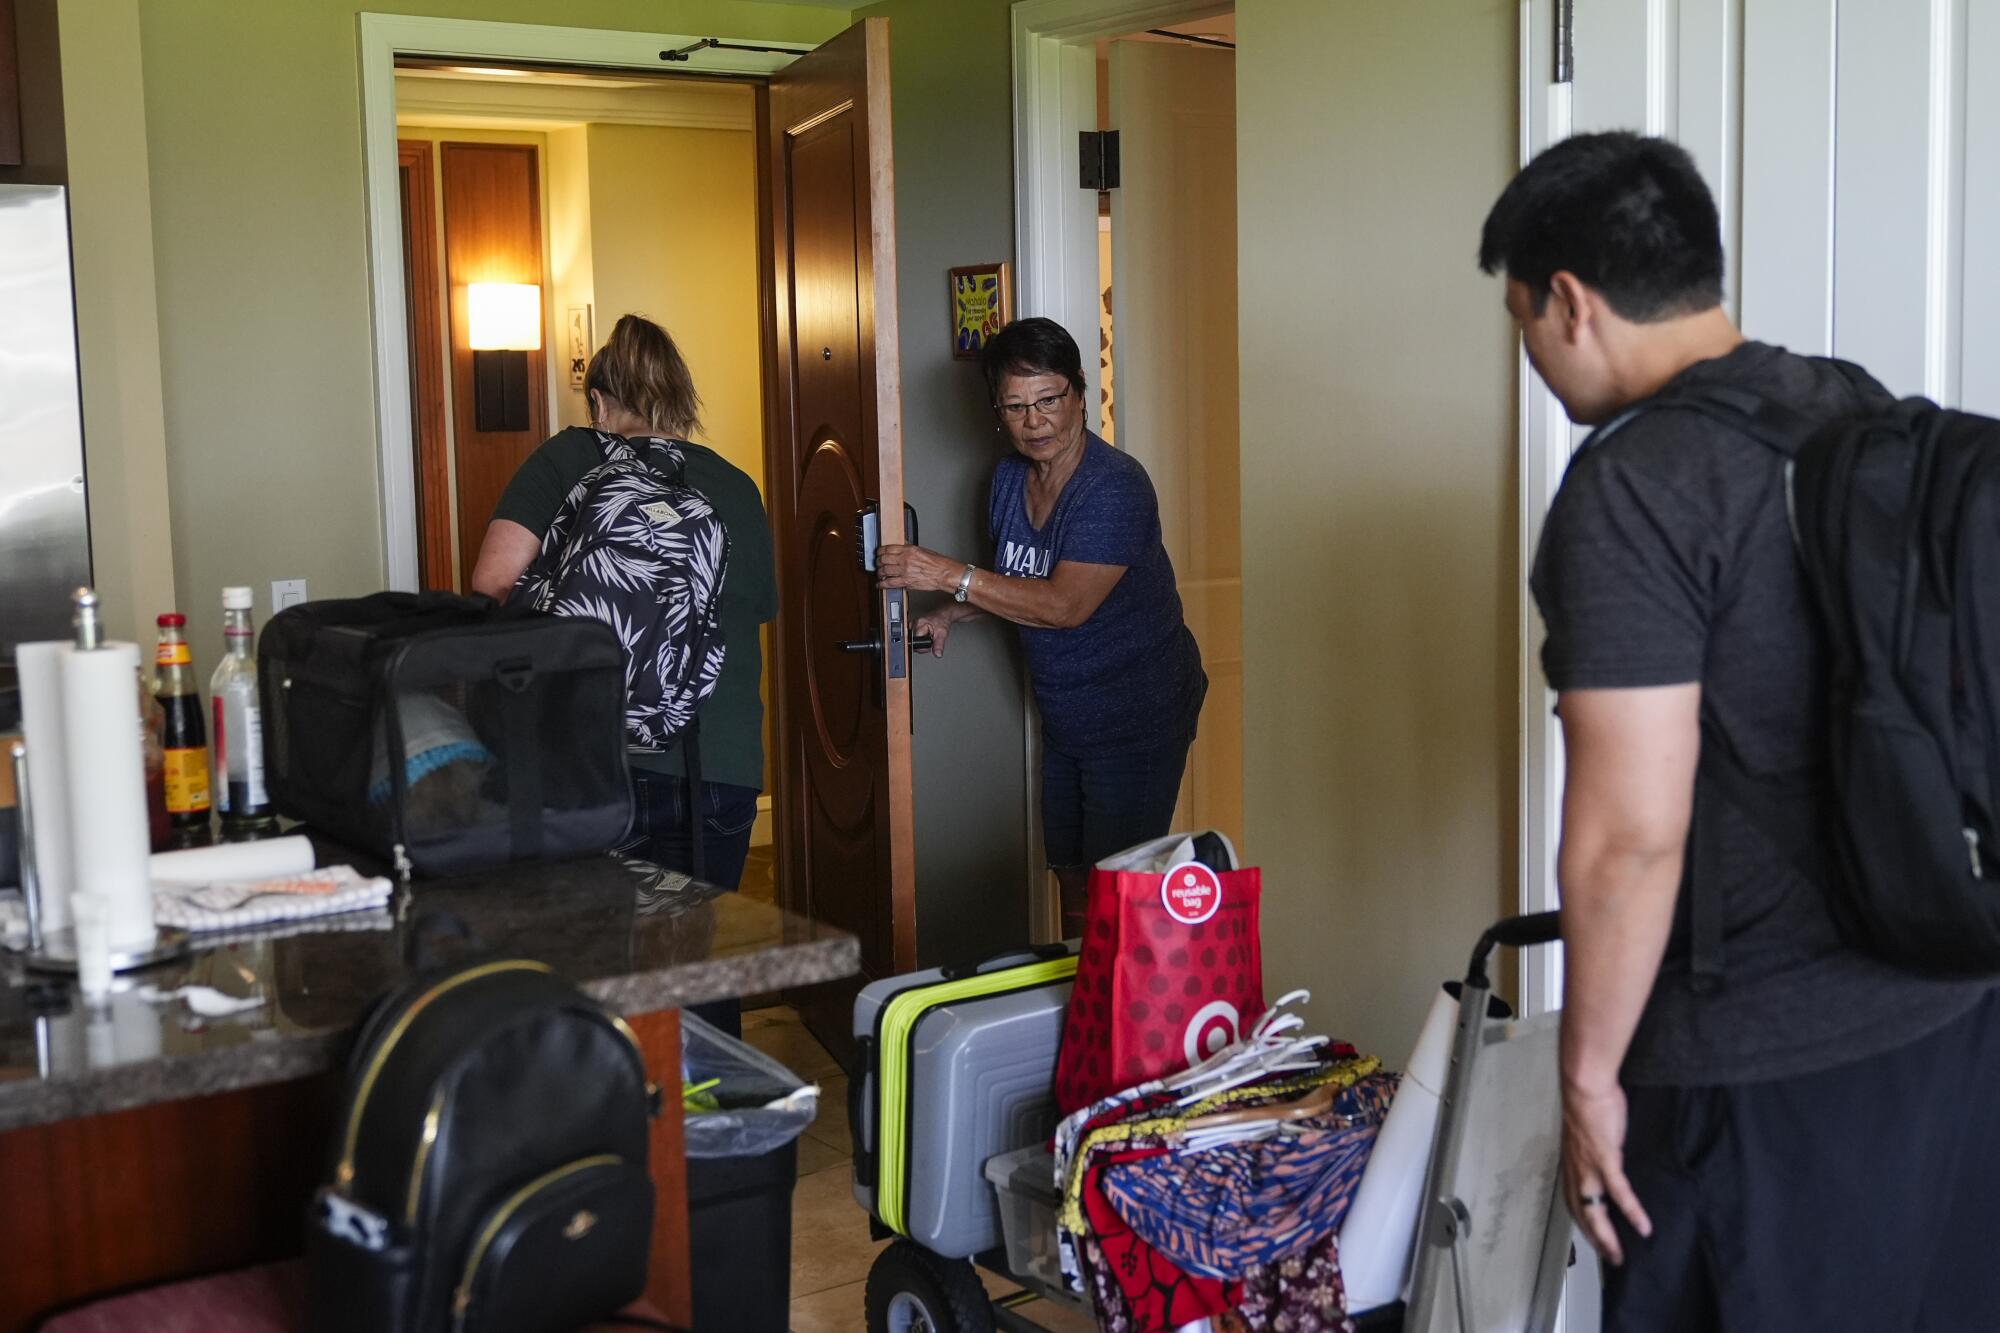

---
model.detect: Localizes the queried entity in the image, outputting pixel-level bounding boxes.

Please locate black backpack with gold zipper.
[306,941,668,1333]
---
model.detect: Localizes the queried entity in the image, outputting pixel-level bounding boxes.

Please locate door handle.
[837,631,932,656]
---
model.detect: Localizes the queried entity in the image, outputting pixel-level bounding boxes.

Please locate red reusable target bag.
[1053,832,1264,1116]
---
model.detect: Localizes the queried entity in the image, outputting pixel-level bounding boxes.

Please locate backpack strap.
[1622,382,1833,991]
[626,434,691,485]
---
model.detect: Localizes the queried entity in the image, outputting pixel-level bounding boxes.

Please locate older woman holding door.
[876,317,1206,932]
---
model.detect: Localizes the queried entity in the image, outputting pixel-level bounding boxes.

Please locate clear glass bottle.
[210,586,277,836]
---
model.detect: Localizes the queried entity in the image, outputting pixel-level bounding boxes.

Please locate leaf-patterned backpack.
[509,432,729,872]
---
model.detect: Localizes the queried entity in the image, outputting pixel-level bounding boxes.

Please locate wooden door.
[397,139,454,591]
[764,18,914,1057]
[1109,40,1243,851]
[441,142,548,594]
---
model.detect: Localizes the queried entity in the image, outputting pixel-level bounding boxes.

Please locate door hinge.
[1079,130,1120,191]
[1554,0,1575,84]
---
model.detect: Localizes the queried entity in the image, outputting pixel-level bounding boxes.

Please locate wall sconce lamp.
[468,282,541,431]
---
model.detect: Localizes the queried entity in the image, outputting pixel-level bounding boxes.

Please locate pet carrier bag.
[852,942,1079,1257]
[259,591,631,876]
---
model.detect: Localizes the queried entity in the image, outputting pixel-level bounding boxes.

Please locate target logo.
[1184,1000,1242,1064]
[1160,861,1223,925]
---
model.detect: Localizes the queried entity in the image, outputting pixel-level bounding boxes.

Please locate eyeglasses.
[995,387,1072,421]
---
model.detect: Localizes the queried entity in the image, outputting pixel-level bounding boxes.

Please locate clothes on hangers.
[1101,1072,1399,1279]
[1056,1056,1377,1331]
[1057,1056,1376,1241]
[1048,990,1386,1332]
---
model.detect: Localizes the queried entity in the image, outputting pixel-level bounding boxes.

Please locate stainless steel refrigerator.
[0,183,92,681]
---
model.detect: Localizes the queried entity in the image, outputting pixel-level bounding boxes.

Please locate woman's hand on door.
[876,543,960,593]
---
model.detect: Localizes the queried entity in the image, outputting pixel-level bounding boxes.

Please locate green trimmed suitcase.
[850,943,1079,1258]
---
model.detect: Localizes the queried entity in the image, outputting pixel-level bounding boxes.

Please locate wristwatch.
[953,564,977,603]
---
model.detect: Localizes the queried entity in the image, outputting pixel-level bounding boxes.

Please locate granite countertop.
[0,855,858,1132]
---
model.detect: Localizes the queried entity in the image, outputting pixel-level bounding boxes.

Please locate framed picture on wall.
[948,262,1011,360]
[566,304,593,390]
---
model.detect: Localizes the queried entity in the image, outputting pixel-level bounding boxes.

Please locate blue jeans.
[620,771,760,1038]
[620,771,760,890]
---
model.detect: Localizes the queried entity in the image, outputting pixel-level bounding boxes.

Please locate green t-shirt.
[493,427,778,790]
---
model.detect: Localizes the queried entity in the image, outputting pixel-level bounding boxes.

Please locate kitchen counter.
[0,851,857,1331]
[0,853,858,1131]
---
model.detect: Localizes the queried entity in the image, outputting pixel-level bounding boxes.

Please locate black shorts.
[1605,987,2000,1332]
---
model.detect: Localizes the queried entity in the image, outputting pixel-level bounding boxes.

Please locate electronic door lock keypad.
[847,502,926,678]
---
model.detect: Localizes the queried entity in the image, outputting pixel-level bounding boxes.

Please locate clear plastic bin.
[982,1141,1067,1294]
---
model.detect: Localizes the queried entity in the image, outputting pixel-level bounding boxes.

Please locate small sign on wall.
[566,304,593,390]
[949,262,1011,360]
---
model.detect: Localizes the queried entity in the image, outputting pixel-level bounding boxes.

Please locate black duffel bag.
[259,590,632,877]
[306,923,672,1333]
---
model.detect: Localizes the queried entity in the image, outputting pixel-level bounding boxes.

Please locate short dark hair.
[979,317,1087,404]
[1478,132,1724,322]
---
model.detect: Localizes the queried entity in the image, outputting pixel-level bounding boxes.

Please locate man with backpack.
[1481,132,2000,1329]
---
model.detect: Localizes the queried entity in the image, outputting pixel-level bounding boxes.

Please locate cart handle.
[1465,911,1561,989]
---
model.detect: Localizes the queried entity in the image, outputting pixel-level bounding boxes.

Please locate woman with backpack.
[471,317,776,1021]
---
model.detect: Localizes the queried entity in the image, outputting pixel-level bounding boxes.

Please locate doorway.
[1013,0,1244,938]
[391,62,781,903]
[360,17,922,1057]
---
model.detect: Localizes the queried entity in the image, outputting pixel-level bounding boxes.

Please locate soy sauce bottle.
[153,612,212,831]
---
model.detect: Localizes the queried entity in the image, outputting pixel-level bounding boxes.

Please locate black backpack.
[1646,377,2000,979]
[306,937,670,1332]
[509,432,729,756]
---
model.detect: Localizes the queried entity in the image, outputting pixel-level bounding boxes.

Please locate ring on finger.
[1578,1192,1608,1208]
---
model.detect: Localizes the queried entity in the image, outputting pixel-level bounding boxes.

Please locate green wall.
[857,0,1033,964]
[130,0,848,655]
[1238,0,1521,1059]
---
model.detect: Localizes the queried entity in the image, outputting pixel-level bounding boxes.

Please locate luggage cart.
[857,912,1572,1333]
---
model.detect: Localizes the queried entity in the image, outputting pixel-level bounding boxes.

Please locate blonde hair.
[585,314,703,438]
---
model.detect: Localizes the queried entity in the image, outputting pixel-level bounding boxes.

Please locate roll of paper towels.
[150,835,315,886]
[59,642,156,951]
[1339,984,1462,1310]
[15,641,76,934]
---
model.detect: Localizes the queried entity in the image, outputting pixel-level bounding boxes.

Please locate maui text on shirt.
[1001,540,1054,578]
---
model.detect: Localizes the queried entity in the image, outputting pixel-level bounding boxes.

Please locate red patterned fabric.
[1054,863,1264,1115]
[1080,1148,1241,1331]
[37,1260,672,1333]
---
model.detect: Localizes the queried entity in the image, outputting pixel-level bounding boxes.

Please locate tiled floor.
[740,1005,1097,1333]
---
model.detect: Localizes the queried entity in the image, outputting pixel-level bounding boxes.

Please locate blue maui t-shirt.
[988,434,1205,753]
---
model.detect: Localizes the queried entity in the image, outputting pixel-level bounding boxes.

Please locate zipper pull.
[1965,827,1984,880]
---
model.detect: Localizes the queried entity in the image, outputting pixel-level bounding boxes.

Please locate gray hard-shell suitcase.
[850,942,1079,1259]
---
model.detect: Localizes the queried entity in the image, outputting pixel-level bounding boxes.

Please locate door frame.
[1515,0,1578,1022]
[1008,0,1233,940]
[356,12,804,592]
[395,137,453,591]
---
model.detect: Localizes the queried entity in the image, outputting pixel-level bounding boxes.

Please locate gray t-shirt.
[1531,340,1990,1086]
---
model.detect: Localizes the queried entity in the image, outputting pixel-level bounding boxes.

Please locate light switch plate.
[272,579,308,613]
